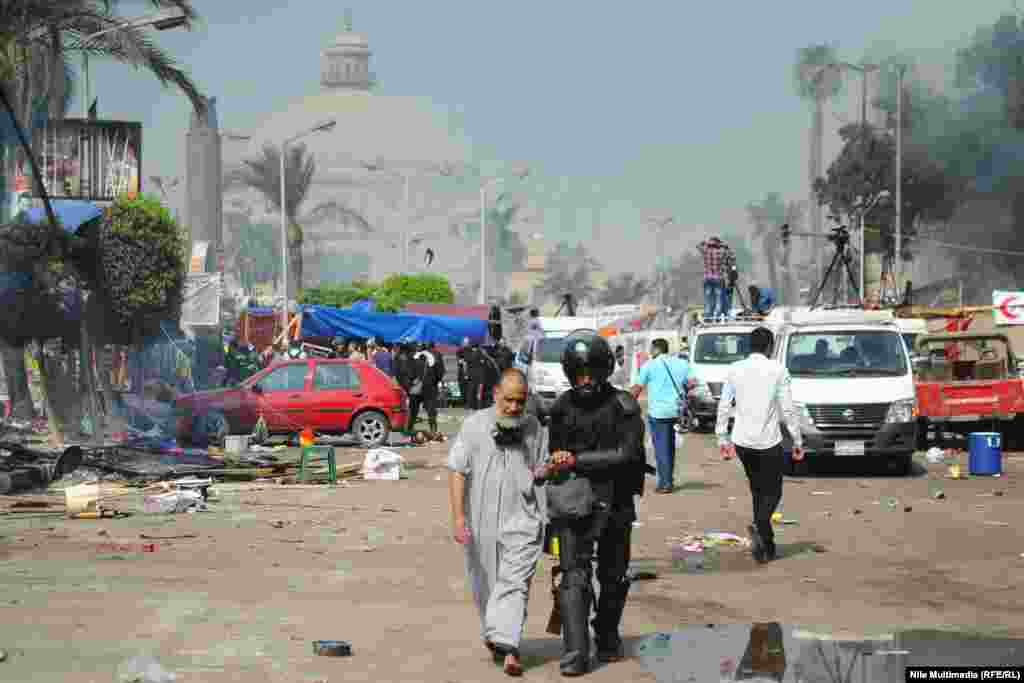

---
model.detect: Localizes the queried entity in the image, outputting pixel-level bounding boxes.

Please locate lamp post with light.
[477,165,531,304]
[279,119,336,332]
[80,9,189,118]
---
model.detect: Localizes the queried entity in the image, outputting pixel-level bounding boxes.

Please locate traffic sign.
[992,291,1024,325]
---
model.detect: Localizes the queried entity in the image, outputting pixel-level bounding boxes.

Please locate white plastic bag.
[117,655,177,682]
[362,448,404,481]
[925,447,946,464]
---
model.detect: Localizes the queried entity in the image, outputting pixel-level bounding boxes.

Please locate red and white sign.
[993,291,1024,325]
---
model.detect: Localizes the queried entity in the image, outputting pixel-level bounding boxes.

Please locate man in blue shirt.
[747,284,776,316]
[631,338,700,493]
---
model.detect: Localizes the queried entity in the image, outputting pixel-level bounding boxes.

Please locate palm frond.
[303,200,373,234]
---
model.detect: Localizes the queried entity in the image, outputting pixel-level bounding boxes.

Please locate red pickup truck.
[914,333,1024,436]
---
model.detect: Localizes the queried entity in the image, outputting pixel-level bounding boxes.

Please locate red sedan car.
[175,358,407,447]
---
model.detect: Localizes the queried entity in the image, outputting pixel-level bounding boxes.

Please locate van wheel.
[887,454,913,476]
[353,411,389,447]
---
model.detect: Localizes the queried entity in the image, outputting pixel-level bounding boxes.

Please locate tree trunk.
[80,300,103,442]
[33,344,65,446]
[0,339,34,420]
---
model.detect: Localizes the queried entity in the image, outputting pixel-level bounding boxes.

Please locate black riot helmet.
[561,332,615,401]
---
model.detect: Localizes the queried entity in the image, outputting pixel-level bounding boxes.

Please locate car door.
[253,361,312,431]
[309,361,364,433]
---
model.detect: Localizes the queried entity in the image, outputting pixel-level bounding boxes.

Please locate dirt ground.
[0,408,1022,682]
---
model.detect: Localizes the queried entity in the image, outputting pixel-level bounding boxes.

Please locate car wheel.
[353,411,390,447]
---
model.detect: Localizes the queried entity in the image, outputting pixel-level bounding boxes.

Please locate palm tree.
[226,143,371,296]
[536,241,599,307]
[0,0,206,421]
[794,44,843,277]
[745,194,806,303]
[597,273,650,306]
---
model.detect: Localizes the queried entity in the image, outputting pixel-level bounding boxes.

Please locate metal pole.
[82,53,89,118]
[403,173,410,273]
[860,211,866,302]
[479,184,487,305]
[895,66,904,291]
[280,142,288,337]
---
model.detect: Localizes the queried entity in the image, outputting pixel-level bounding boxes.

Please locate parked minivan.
[766,307,918,474]
[687,319,774,431]
[515,318,597,414]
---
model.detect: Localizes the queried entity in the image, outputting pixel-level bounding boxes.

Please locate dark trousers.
[408,395,421,432]
[421,392,439,432]
[736,444,785,548]
[555,505,634,669]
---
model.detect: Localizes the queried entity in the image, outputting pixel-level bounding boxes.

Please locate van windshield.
[786,331,908,377]
[693,333,751,364]
[535,337,568,363]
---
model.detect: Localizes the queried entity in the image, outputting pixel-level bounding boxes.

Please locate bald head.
[494,368,528,417]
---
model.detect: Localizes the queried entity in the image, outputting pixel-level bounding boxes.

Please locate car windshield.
[535,337,568,363]
[693,333,751,364]
[786,331,908,377]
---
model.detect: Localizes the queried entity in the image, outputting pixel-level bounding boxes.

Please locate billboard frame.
[13,118,142,203]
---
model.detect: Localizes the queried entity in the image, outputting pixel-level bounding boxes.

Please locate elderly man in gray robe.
[448,368,548,677]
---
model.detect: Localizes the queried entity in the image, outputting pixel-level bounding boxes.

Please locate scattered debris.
[313,640,352,657]
[139,534,197,540]
[116,654,176,682]
[984,521,1011,527]
[801,577,818,583]
[811,491,832,496]
[933,491,946,500]
[926,447,946,464]
[362,449,403,481]
[143,490,205,514]
[0,649,6,662]
[852,509,863,515]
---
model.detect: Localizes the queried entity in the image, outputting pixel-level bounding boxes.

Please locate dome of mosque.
[223,13,475,290]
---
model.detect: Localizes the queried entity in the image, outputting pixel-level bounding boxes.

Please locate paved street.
[0,411,1022,682]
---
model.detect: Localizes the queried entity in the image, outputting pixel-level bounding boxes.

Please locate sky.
[91,0,1018,275]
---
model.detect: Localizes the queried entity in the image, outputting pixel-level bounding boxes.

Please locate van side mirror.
[912,355,931,372]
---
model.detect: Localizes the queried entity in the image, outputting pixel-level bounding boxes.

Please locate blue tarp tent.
[22,200,103,234]
[300,304,487,345]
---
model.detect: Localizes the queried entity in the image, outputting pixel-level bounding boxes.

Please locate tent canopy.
[22,200,103,234]
[300,304,488,345]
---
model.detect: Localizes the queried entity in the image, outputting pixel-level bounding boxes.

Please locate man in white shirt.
[715,327,803,563]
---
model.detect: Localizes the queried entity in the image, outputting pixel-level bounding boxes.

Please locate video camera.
[825,225,850,245]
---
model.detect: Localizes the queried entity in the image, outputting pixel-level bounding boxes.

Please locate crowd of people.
[447,327,801,677]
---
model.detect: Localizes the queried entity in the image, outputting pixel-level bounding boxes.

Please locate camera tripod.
[810,227,862,308]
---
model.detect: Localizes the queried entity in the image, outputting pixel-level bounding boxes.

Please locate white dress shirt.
[715,353,802,450]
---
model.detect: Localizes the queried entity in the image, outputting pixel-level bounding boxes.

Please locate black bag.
[546,476,595,520]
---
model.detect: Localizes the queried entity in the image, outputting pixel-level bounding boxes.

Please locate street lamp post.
[646,215,674,307]
[894,65,906,293]
[477,165,530,304]
[360,159,455,273]
[279,119,336,334]
[80,9,189,118]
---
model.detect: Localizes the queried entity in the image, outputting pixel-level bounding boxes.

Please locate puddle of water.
[636,624,1024,682]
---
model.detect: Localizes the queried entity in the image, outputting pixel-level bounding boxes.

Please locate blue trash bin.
[967,432,1002,476]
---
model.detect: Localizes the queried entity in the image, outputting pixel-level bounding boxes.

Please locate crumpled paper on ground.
[667,531,751,553]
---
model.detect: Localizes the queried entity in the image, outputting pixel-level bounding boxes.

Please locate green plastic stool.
[299,445,337,485]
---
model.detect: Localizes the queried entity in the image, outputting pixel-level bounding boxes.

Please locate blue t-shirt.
[637,355,691,419]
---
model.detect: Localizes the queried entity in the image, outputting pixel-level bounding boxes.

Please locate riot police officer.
[541,333,647,676]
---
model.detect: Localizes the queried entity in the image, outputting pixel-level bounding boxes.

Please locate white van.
[686,319,773,430]
[515,318,597,413]
[767,307,918,473]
